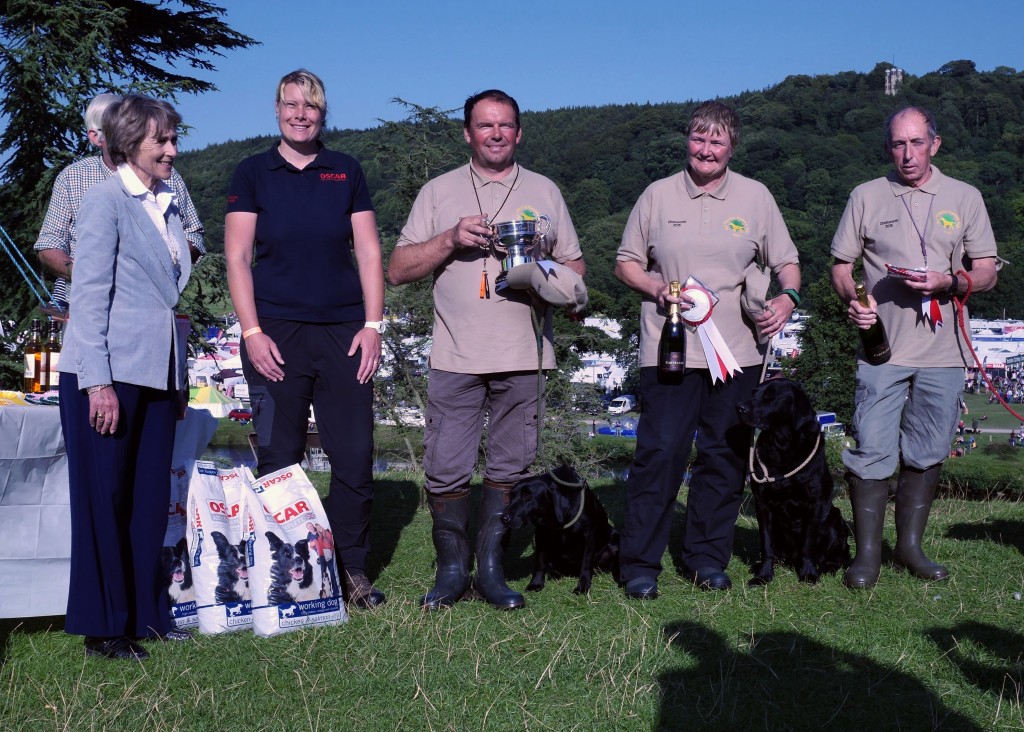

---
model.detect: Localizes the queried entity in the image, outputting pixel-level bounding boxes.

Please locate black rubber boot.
[420,488,472,610]
[843,475,890,589]
[473,480,525,610]
[893,465,949,581]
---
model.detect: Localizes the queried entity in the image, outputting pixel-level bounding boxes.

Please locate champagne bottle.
[44,319,62,390]
[855,282,891,365]
[23,319,43,393]
[658,280,685,384]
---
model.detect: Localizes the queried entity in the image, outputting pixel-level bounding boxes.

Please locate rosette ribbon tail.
[921,295,943,329]
[696,319,743,384]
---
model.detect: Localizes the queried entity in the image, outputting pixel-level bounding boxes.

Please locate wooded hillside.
[176,59,1024,321]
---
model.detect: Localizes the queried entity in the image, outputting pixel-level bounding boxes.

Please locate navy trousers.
[59,374,176,638]
[620,366,759,582]
[242,318,375,575]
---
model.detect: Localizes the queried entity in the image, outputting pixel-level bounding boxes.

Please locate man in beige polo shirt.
[615,101,800,599]
[831,106,998,589]
[388,89,585,611]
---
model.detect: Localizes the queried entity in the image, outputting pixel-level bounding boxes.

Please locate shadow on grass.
[365,477,422,581]
[924,622,1024,701]
[945,519,1024,556]
[0,616,65,671]
[658,620,984,730]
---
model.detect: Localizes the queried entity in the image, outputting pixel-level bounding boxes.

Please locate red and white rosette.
[681,277,742,384]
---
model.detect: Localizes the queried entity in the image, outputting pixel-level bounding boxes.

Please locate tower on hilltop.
[885,67,904,96]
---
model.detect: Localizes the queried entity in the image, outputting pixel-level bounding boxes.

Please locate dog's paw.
[748,563,775,586]
[572,582,591,595]
[797,560,820,584]
[525,581,545,592]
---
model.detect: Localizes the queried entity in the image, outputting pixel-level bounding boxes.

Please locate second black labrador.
[501,465,619,594]
[737,378,851,585]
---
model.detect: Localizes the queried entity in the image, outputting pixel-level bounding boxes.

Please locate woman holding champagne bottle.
[613,101,801,599]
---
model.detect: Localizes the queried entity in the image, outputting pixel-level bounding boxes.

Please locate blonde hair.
[276,69,327,127]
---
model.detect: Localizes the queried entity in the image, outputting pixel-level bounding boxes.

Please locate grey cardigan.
[60,172,192,391]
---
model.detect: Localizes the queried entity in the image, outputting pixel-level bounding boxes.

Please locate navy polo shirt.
[226,144,374,322]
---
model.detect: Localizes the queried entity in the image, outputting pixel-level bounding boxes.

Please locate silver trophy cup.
[490,216,549,273]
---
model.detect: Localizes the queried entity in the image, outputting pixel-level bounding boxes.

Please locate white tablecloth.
[0,405,217,618]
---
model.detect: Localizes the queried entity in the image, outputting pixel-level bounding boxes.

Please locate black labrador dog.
[737,378,850,585]
[501,465,619,594]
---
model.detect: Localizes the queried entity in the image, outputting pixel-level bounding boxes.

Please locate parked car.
[228,407,253,425]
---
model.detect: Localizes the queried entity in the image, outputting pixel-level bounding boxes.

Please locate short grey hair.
[84,93,122,143]
[886,106,938,145]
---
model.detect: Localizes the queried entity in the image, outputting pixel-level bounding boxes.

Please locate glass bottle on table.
[658,280,685,385]
[23,319,43,393]
[855,282,891,365]
[44,319,62,390]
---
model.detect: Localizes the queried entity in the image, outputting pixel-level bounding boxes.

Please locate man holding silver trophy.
[388,90,586,611]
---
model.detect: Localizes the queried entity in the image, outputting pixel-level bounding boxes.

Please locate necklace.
[470,163,519,299]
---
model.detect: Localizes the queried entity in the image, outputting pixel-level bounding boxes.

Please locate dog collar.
[749,432,821,484]
[546,468,588,528]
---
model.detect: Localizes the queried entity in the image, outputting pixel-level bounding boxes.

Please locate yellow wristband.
[242,327,263,339]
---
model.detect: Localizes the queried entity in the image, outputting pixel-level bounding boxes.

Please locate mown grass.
[2,470,1022,731]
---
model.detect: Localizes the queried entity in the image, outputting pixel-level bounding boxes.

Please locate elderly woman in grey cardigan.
[58,95,193,661]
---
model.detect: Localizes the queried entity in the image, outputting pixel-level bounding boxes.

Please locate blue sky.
[170,0,1023,151]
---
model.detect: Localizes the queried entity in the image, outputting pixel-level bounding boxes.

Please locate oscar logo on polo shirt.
[723,217,748,236]
[320,173,348,181]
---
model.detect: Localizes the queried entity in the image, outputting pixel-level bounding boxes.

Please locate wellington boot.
[843,475,890,589]
[420,488,472,610]
[472,481,525,610]
[893,465,949,582]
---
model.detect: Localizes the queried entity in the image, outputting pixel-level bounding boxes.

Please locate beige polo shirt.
[831,166,998,367]
[617,168,799,369]
[396,162,582,374]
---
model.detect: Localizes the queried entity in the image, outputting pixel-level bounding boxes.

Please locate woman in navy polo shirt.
[225,68,387,609]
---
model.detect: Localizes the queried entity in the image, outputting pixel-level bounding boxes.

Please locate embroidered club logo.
[723,217,748,236]
[936,211,961,231]
[516,206,541,221]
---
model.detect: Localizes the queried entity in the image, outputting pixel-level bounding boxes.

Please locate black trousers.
[620,366,758,582]
[242,319,375,575]
[60,374,176,638]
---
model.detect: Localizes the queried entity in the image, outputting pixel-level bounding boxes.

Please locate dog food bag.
[187,462,254,634]
[243,464,347,637]
[161,462,198,629]
[159,408,219,629]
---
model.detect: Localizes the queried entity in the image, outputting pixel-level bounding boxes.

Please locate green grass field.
[2,468,1022,731]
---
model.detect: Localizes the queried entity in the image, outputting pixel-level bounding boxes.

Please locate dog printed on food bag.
[265,531,319,604]
[161,536,194,606]
[211,531,250,604]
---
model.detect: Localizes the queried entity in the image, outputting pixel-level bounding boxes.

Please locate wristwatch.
[364,320,386,334]
[946,274,959,297]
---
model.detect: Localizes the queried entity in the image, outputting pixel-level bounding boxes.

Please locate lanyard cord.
[470,164,519,224]
[900,191,935,268]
